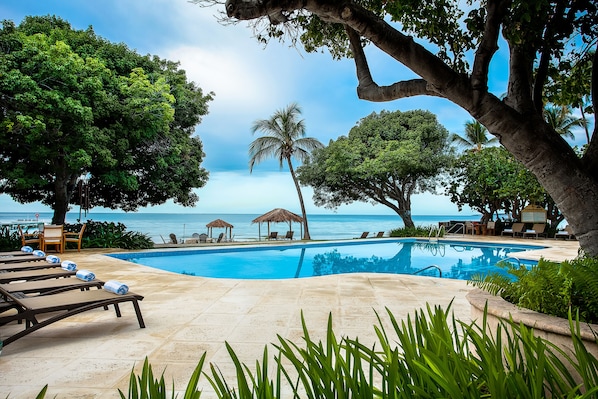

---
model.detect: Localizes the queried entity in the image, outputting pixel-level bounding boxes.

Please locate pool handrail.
[413,265,442,278]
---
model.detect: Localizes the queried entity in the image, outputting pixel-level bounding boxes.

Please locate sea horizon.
[0,211,482,242]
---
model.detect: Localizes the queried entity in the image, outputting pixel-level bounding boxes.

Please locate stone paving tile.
[0,237,580,398]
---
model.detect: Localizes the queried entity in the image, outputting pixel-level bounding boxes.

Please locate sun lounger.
[0,288,145,346]
[0,255,45,264]
[0,251,36,257]
[375,231,384,238]
[268,232,278,240]
[0,268,76,284]
[501,223,525,237]
[555,225,575,240]
[0,278,103,296]
[358,232,369,239]
[0,261,62,272]
[522,223,547,238]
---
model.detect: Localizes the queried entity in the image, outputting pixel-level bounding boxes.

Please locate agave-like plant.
[31,303,598,398]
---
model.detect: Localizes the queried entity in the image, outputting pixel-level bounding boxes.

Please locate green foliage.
[0,229,21,251]
[33,304,598,397]
[0,16,212,224]
[79,220,153,250]
[298,110,453,228]
[444,146,564,226]
[118,356,204,399]
[470,256,598,323]
[389,225,436,237]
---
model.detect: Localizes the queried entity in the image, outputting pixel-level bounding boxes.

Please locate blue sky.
[0,0,585,216]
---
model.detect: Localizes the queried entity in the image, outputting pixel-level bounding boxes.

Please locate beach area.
[0,212,482,243]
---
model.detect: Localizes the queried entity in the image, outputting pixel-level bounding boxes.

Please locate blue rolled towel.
[60,260,77,270]
[75,269,95,281]
[32,250,46,257]
[103,280,129,295]
[46,255,61,264]
[21,246,33,253]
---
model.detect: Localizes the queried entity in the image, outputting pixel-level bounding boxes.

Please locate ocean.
[0,212,481,243]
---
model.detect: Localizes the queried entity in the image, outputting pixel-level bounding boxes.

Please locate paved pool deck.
[0,236,580,398]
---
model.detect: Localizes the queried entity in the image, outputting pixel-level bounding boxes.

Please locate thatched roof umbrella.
[252,208,303,241]
[206,219,234,240]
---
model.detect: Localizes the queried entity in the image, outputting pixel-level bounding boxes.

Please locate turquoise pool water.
[110,239,543,280]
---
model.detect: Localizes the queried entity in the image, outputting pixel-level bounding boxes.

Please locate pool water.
[110,239,542,280]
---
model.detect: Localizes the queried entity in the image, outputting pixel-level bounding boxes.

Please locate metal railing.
[413,265,442,278]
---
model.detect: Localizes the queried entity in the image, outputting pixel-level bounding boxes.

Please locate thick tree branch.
[532,1,567,111]
[583,45,598,172]
[471,0,510,108]
[226,0,472,106]
[346,27,442,101]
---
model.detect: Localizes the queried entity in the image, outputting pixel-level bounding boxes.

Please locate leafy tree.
[196,0,598,256]
[249,103,323,240]
[446,146,563,229]
[450,120,498,152]
[543,105,587,141]
[0,16,212,224]
[545,50,594,144]
[298,109,452,228]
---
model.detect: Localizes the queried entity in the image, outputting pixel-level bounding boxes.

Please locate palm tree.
[450,120,498,152]
[249,103,323,240]
[543,105,587,141]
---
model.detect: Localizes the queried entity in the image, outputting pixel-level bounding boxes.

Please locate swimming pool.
[110,239,543,280]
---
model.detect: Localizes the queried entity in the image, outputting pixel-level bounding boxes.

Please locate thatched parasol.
[206,219,234,240]
[252,208,303,240]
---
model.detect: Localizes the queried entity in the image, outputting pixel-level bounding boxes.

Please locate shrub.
[0,229,21,251]
[389,225,439,237]
[469,255,598,323]
[35,305,598,398]
[71,220,154,250]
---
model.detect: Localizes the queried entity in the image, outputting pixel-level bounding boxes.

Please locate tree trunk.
[287,157,311,240]
[52,172,78,225]
[399,210,415,229]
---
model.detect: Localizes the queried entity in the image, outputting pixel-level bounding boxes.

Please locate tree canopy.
[0,16,213,224]
[297,109,452,228]
[445,146,563,229]
[199,0,598,255]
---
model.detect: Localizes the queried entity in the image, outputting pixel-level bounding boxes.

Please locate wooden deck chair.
[375,231,384,238]
[0,261,61,273]
[0,251,39,257]
[17,225,42,249]
[358,232,369,239]
[0,278,103,296]
[0,268,76,284]
[0,255,45,264]
[42,225,64,253]
[522,223,547,238]
[63,223,86,252]
[0,288,145,347]
[284,231,294,240]
[501,223,525,237]
[486,221,496,236]
[268,232,278,240]
[555,225,575,240]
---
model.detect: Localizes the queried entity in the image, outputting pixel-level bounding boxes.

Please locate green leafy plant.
[0,229,21,251]
[78,220,153,250]
[389,225,439,237]
[470,255,598,323]
[118,356,204,399]
[31,305,598,398]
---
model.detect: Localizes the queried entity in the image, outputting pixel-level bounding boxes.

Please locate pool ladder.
[428,225,445,242]
[413,265,442,278]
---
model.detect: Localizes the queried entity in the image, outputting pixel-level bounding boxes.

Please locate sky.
[0,0,587,217]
